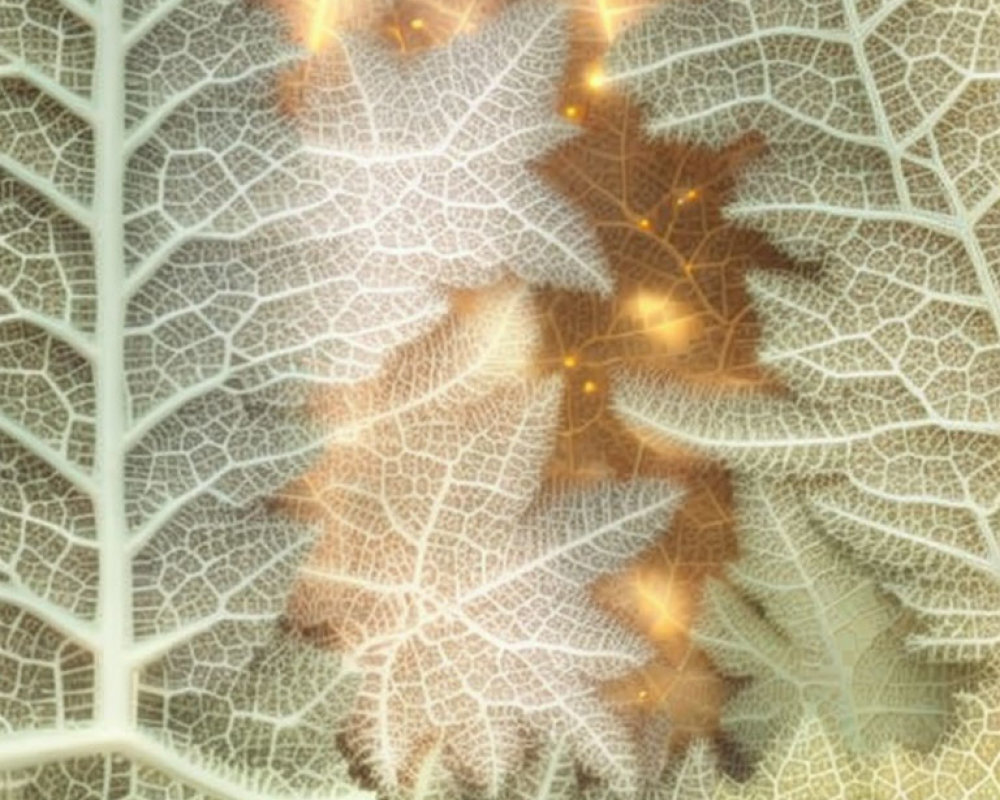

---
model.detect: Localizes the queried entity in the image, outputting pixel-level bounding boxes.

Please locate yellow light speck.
[563,355,578,369]
[638,217,652,230]
[582,380,598,395]
[564,104,580,119]
[586,67,606,91]
[409,17,425,30]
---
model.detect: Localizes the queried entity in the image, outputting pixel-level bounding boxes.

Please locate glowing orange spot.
[564,104,581,119]
[582,380,598,394]
[563,354,579,369]
[596,0,614,41]
[685,188,699,200]
[630,567,689,640]
[586,66,606,91]
[305,0,335,53]
[628,291,698,351]
[409,17,425,30]
[637,217,652,230]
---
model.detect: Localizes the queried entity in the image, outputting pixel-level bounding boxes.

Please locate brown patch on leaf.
[532,2,792,758]
[377,0,512,52]
[535,95,782,479]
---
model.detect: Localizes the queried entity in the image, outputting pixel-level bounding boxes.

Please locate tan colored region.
[274,0,778,777]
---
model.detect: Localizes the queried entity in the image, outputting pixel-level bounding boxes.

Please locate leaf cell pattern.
[609,0,1000,663]
[0,0,616,796]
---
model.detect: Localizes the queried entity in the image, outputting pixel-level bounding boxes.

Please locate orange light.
[564,104,580,119]
[409,17,425,30]
[586,66,606,91]
[305,0,335,53]
[596,0,614,40]
[676,188,699,206]
[637,217,652,230]
[563,354,579,369]
[629,567,689,641]
[628,291,698,351]
[582,380,598,395]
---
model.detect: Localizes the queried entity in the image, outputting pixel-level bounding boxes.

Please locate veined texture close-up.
[0,0,998,798]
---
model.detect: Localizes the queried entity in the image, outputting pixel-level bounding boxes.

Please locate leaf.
[1,0,368,792]
[693,477,963,761]
[283,287,681,797]
[652,673,1000,800]
[607,0,1000,663]
[875,674,1000,799]
[0,0,611,795]
[662,714,874,800]
[293,0,611,295]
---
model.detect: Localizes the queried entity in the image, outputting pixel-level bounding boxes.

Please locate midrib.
[92,0,131,732]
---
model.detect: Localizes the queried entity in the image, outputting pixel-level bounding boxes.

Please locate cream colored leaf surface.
[295,0,611,295]
[659,715,875,800]
[608,0,1000,661]
[693,478,960,762]
[651,675,1000,800]
[0,0,607,796]
[286,294,681,798]
[875,676,1000,799]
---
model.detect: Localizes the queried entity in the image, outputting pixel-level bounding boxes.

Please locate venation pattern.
[0,0,616,796]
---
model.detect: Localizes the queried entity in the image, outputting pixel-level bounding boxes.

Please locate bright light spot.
[637,689,649,700]
[637,217,652,231]
[409,17,425,30]
[586,66,606,91]
[563,354,579,369]
[676,188,699,206]
[629,566,689,641]
[628,291,698,351]
[564,104,581,119]
[596,0,614,41]
[582,380,598,395]
[305,0,336,53]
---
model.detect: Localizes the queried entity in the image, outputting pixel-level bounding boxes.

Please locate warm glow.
[582,379,598,394]
[409,17,426,30]
[586,66,607,91]
[675,187,700,206]
[628,290,698,351]
[629,566,689,641]
[587,0,657,43]
[564,104,581,119]
[305,0,337,53]
[637,217,652,230]
[595,0,614,40]
[563,354,579,368]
